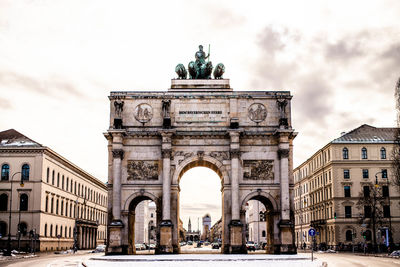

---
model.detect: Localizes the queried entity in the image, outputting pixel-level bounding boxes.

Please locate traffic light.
[334,212,337,219]
[259,211,265,222]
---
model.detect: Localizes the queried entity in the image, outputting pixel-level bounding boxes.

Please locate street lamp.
[4,172,24,256]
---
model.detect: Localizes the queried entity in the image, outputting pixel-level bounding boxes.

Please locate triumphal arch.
[104,47,297,255]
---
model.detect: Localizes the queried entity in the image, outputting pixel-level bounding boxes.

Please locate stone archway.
[172,156,228,253]
[241,191,280,254]
[126,193,160,255]
[105,78,297,255]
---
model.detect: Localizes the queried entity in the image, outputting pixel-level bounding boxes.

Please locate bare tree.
[356,183,390,251]
[392,77,400,188]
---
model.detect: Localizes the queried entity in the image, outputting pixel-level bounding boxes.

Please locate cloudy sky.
[1,1,399,227]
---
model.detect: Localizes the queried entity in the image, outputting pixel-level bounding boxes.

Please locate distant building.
[245,200,267,244]
[134,200,156,244]
[294,125,400,250]
[202,214,211,241]
[210,218,222,242]
[0,129,108,252]
[185,217,200,241]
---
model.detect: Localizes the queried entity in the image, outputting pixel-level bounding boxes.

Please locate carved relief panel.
[127,160,160,180]
[243,160,274,180]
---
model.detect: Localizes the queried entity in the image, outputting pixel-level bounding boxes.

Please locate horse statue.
[175,64,187,79]
[213,63,225,79]
[188,61,213,79]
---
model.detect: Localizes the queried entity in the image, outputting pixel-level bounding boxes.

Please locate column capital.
[112,149,124,159]
[161,149,172,159]
[230,149,241,159]
[278,148,290,159]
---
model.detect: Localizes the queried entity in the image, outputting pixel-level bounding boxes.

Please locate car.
[187,241,193,245]
[135,244,145,250]
[94,244,106,252]
[204,242,210,246]
[149,244,156,250]
[246,241,256,251]
[211,242,220,249]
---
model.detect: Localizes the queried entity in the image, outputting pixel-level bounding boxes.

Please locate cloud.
[0,71,85,99]
[181,203,220,212]
[325,39,364,62]
[0,97,12,110]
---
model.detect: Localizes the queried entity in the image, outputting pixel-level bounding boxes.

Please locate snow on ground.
[84,254,324,267]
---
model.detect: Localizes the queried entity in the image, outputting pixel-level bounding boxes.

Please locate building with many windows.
[245,200,267,245]
[294,124,400,250]
[0,129,108,252]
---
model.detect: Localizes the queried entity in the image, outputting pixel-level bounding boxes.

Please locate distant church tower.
[188,217,192,232]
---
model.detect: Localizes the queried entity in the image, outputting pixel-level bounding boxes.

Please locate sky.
[1,0,399,226]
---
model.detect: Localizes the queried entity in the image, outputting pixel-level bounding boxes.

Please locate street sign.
[308,228,316,237]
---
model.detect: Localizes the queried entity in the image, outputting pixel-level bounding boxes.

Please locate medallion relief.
[127,160,159,180]
[248,103,267,123]
[243,160,274,180]
[134,103,153,123]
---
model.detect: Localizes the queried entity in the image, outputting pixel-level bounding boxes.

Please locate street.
[0,251,399,267]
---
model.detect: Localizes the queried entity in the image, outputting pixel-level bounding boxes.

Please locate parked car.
[211,242,220,249]
[135,243,145,250]
[149,244,156,250]
[187,241,193,245]
[94,244,106,253]
[246,241,256,251]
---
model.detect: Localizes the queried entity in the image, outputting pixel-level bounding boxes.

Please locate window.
[56,199,59,215]
[46,168,50,183]
[57,173,60,187]
[20,194,28,211]
[19,222,27,236]
[346,230,353,241]
[52,170,55,185]
[45,196,48,212]
[262,230,266,237]
[0,221,7,236]
[344,186,351,197]
[380,147,386,159]
[65,226,67,237]
[61,201,64,216]
[344,169,350,179]
[362,169,369,179]
[66,177,69,191]
[364,206,371,218]
[342,148,349,159]
[21,164,30,181]
[44,224,47,237]
[363,186,370,198]
[55,225,58,237]
[0,194,8,211]
[382,186,389,197]
[1,164,9,180]
[345,206,352,218]
[51,198,54,213]
[382,169,387,178]
[383,206,390,218]
[361,147,368,159]
[50,225,53,237]
[62,175,64,190]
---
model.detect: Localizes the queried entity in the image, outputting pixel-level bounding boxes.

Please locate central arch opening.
[178,165,223,253]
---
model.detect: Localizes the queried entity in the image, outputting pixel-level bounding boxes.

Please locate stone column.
[228,130,244,253]
[277,132,296,254]
[112,149,124,223]
[107,132,125,255]
[159,131,174,254]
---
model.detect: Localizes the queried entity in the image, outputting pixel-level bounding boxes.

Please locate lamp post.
[5,172,24,256]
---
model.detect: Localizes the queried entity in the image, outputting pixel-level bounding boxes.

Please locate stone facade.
[0,129,107,252]
[105,79,296,254]
[246,200,267,244]
[294,124,400,251]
